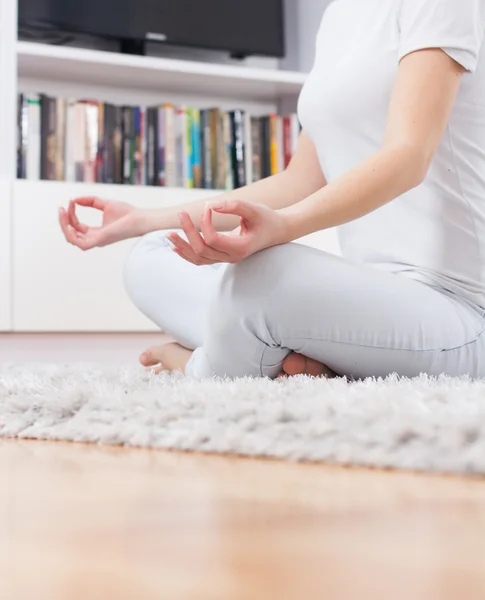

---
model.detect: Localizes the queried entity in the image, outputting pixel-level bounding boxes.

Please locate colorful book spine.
[16,92,300,189]
[164,104,177,187]
[185,108,194,189]
[191,108,202,189]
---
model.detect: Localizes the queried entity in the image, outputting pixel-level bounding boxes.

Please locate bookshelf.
[0,0,339,333]
[17,42,307,102]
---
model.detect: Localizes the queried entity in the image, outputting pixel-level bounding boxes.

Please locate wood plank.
[0,439,484,600]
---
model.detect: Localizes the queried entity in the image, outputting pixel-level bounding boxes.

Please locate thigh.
[124,230,224,349]
[223,243,485,378]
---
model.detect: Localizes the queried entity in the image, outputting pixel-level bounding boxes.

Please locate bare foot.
[140,342,193,375]
[281,353,336,378]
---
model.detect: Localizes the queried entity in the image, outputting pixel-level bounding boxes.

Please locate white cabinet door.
[12,180,214,332]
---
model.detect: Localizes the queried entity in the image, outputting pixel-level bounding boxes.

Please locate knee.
[207,247,285,335]
[123,230,172,306]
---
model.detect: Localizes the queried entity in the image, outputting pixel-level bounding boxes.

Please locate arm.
[280,48,465,240]
[168,48,466,266]
[138,131,326,233]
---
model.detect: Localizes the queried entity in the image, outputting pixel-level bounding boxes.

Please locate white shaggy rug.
[1,363,484,476]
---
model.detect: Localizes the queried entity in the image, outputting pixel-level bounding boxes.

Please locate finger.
[68,200,89,233]
[71,196,107,211]
[171,246,214,266]
[59,208,92,251]
[170,229,227,263]
[178,211,207,255]
[200,206,248,255]
[209,199,257,221]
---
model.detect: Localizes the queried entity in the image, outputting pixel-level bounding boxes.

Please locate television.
[18,0,286,59]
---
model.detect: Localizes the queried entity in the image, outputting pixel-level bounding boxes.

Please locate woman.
[60,0,485,380]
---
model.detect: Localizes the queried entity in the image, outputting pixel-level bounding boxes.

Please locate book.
[191,108,202,189]
[65,98,77,182]
[17,94,28,179]
[16,91,300,189]
[146,107,158,187]
[200,109,212,189]
[283,116,292,169]
[185,107,193,189]
[230,110,246,189]
[244,111,253,186]
[157,105,166,186]
[122,106,134,185]
[164,104,177,187]
[55,98,66,182]
[250,116,261,183]
[222,111,234,191]
[269,114,278,176]
[26,94,41,181]
[83,101,99,183]
[41,95,57,181]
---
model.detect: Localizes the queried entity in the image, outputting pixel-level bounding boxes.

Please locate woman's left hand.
[168,200,289,265]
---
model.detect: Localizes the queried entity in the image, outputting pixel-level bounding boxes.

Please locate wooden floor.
[1,440,484,600]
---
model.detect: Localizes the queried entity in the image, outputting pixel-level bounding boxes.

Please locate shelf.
[17,42,307,102]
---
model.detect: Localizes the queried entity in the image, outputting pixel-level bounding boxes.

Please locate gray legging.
[123,230,485,380]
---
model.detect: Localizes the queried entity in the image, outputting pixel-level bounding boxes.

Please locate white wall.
[282,0,333,73]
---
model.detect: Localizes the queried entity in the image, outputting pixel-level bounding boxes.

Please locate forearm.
[138,169,320,234]
[280,144,426,241]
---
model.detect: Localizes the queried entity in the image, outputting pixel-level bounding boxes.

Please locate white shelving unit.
[0,0,339,333]
[17,41,307,102]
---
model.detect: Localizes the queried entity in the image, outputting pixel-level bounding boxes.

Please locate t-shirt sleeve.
[398,0,485,72]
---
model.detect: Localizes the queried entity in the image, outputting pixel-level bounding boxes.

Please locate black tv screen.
[18,0,285,58]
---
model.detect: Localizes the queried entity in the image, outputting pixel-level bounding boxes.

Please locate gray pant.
[124,230,485,379]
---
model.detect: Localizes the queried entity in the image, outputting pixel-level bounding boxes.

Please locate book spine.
[283,116,292,169]
[64,98,77,182]
[276,115,284,174]
[209,109,219,189]
[73,102,85,182]
[191,108,201,189]
[83,101,99,183]
[244,111,253,186]
[55,98,66,181]
[260,116,271,179]
[157,106,166,186]
[185,108,194,189]
[133,107,141,185]
[230,110,246,189]
[202,109,213,189]
[164,104,176,187]
[290,114,300,155]
[140,107,147,185]
[103,103,113,184]
[269,114,278,176]
[122,106,134,185]
[222,112,234,191]
[17,94,26,179]
[250,116,261,183]
[40,95,57,181]
[113,106,123,184]
[26,94,41,181]
[96,101,105,183]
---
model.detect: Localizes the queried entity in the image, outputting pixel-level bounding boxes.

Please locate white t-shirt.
[298,0,485,308]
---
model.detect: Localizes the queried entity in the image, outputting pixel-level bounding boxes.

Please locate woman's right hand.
[59,196,143,250]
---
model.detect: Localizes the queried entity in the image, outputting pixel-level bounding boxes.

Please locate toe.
[139,348,161,367]
[282,353,307,376]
